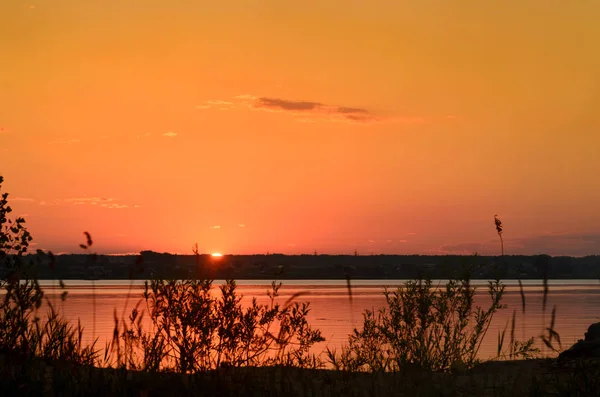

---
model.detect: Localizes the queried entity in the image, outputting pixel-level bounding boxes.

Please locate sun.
[211,252,223,258]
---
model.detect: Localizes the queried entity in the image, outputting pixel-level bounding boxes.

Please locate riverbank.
[2,352,599,397]
[13,252,600,280]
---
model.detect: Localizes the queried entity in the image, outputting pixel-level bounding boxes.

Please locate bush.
[108,279,325,372]
[328,276,506,372]
[0,175,97,364]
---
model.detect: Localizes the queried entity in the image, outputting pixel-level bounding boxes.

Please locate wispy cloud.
[439,242,489,254]
[11,197,35,202]
[196,95,423,125]
[206,100,233,107]
[439,232,600,256]
[47,197,139,209]
[162,131,178,138]
[101,203,129,209]
[234,94,258,100]
[210,225,221,229]
[238,224,246,228]
[64,197,116,204]
[256,98,322,112]
[252,97,383,124]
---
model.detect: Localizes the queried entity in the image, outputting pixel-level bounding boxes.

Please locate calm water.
[35,279,600,361]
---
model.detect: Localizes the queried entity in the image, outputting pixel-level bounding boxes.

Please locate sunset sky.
[1,1,599,256]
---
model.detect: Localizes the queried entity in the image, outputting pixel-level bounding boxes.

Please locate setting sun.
[211,253,223,258]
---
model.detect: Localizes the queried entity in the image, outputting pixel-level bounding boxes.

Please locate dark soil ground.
[1,352,599,397]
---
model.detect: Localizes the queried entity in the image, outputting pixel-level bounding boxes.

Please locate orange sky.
[1,1,599,256]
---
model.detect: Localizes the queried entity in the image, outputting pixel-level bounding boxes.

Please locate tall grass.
[493,215,562,360]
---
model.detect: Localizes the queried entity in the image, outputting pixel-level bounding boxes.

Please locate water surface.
[36,279,600,361]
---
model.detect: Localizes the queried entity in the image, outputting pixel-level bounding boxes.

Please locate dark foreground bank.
[1,352,599,397]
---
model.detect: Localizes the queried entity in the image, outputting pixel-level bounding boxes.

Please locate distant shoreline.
[8,252,600,281]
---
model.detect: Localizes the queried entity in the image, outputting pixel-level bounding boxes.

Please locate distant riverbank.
[10,252,600,280]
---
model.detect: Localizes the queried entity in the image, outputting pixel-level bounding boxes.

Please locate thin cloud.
[64,197,116,203]
[439,232,600,256]
[11,197,35,202]
[205,100,233,106]
[162,131,178,138]
[56,197,134,209]
[337,107,369,114]
[210,225,221,229]
[196,94,423,125]
[253,97,380,123]
[238,224,246,228]
[256,98,322,111]
[234,94,258,100]
[510,233,600,256]
[439,242,490,254]
[101,204,128,209]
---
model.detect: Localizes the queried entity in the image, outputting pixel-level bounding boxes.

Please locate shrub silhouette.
[0,175,97,364]
[108,279,324,372]
[328,274,506,372]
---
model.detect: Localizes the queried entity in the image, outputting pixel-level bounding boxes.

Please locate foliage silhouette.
[328,274,506,372]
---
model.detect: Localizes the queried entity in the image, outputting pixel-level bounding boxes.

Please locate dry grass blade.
[518,279,526,314]
[510,309,516,358]
[542,276,549,313]
[494,214,504,256]
[345,274,353,304]
[283,291,311,310]
[549,305,561,350]
[497,319,508,358]
[84,231,93,247]
[518,279,526,340]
